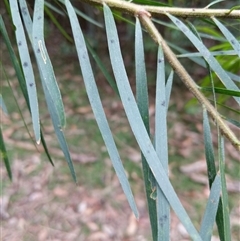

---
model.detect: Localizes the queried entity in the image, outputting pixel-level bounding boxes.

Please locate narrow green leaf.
[155,46,170,240]
[85,39,119,95]
[32,0,66,128]
[135,17,157,241]
[203,108,225,241]
[104,5,202,240]
[65,0,138,216]
[41,77,76,182]
[0,13,54,166]
[0,127,12,181]
[0,94,8,115]
[218,136,231,240]
[200,174,221,241]
[201,86,240,97]
[9,0,40,144]
[167,13,240,104]
[212,17,240,58]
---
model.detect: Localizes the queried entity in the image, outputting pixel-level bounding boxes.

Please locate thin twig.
[83,0,240,19]
[138,11,240,151]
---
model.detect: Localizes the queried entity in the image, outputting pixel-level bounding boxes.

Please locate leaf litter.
[1,61,239,240]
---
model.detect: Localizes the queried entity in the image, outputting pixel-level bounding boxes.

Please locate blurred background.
[1,0,239,240]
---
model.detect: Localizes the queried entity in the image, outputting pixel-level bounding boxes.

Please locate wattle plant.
[1,0,239,240]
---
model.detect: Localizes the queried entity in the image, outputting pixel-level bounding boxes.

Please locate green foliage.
[1,0,239,240]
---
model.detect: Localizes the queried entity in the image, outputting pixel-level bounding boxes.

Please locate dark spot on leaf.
[110,39,114,43]
[182,26,187,32]
[192,8,195,11]
[29,83,34,87]
[127,97,131,101]
[231,39,235,45]
[22,7,27,15]
[37,48,40,53]
[147,150,150,154]
[23,62,28,67]
[158,58,162,63]
[161,101,165,106]
[176,20,180,24]
[18,41,22,46]
[38,16,41,20]
[34,36,37,40]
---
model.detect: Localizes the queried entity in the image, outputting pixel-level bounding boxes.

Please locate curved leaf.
[104,4,202,240]
[167,13,240,104]
[9,0,40,144]
[65,0,138,217]
[212,17,240,58]
[32,0,66,128]
[200,174,221,241]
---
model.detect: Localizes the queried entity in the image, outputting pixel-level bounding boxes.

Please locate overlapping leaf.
[19,0,75,181]
[167,13,240,105]
[135,17,157,240]
[9,0,40,143]
[104,4,202,240]
[155,46,170,240]
[64,0,138,217]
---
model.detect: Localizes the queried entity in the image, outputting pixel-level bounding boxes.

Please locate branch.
[83,0,240,19]
[83,0,240,150]
[138,11,240,151]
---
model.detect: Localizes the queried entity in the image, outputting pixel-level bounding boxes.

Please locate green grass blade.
[64,0,138,216]
[9,0,40,144]
[0,94,8,115]
[32,0,66,128]
[135,17,157,241]
[203,109,217,186]
[199,174,221,241]
[201,87,240,97]
[0,127,12,181]
[218,136,231,241]
[155,46,170,240]
[0,13,54,166]
[212,17,240,58]
[104,5,202,240]
[167,13,240,104]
